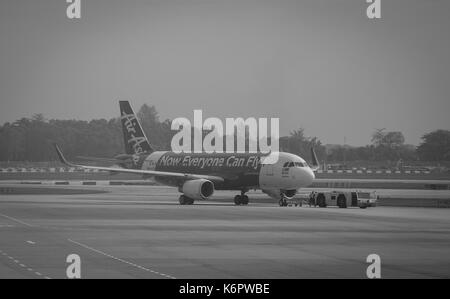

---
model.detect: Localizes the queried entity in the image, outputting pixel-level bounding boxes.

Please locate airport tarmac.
[1,185,450,279]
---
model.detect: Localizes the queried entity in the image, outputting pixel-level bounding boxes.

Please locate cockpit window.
[293,162,309,167]
[284,161,309,168]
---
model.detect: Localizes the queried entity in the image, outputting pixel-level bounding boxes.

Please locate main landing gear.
[234,190,249,206]
[179,195,194,205]
[278,193,288,207]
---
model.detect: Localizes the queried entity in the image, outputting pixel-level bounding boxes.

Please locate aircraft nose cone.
[295,167,315,187]
[305,167,315,186]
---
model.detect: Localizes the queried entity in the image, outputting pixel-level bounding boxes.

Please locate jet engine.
[182,179,215,200]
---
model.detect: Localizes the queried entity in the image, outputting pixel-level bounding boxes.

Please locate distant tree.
[383,132,405,149]
[0,104,174,161]
[279,128,326,164]
[417,130,450,161]
[371,128,386,147]
[398,144,418,161]
[31,113,46,122]
[369,129,407,161]
[137,104,173,151]
[371,128,405,149]
[1,105,439,165]
[137,104,159,125]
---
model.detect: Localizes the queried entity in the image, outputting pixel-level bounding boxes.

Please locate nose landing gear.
[278,193,288,207]
[234,190,249,206]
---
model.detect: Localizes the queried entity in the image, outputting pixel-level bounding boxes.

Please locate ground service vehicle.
[309,190,378,209]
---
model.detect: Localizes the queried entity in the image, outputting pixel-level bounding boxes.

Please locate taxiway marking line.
[0,249,51,279]
[67,239,176,279]
[0,224,14,228]
[0,213,35,227]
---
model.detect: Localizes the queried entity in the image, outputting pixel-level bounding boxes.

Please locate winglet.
[310,147,320,171]
[54,144,76,167]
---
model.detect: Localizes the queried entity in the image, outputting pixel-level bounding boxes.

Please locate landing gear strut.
[179,195,194,205]
[234,190,249,206]
[278,193,288,207]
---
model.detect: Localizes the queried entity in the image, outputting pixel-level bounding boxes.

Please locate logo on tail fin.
[119,101,153,156]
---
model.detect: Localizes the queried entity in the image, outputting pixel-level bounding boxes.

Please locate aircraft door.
[259,164,275,188]
[264,164,274,176]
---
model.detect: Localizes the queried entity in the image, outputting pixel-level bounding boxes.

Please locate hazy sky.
[0,0,449,145]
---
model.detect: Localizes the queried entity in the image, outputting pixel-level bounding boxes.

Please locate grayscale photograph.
[0,0,449,284]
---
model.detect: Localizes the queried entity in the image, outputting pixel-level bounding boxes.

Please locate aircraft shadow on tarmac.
[0,198,259,207]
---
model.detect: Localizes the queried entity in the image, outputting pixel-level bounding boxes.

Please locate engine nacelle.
[182,179,215,200]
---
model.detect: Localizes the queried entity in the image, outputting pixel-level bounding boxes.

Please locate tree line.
[0,104,449,164]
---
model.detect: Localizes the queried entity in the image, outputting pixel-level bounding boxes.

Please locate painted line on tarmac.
[0,249,51,279]
[0,224,15,228]
[67,239,176,279]
[0,212,35,227]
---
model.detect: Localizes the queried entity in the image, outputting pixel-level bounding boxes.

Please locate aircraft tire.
[179,195,186,205]
[337,194,347,208]
[234,195,242,206]
[241,195,249,205]
[317,194,326,208]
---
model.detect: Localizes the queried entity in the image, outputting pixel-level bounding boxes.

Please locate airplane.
[54,101,318,207]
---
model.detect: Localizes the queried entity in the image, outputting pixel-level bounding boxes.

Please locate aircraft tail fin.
[119,101,153,155]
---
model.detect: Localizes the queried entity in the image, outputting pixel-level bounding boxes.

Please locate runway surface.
[1,185,450,279]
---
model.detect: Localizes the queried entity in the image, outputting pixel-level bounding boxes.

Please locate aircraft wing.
[54,144,225,183]
[76,156,120,163]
